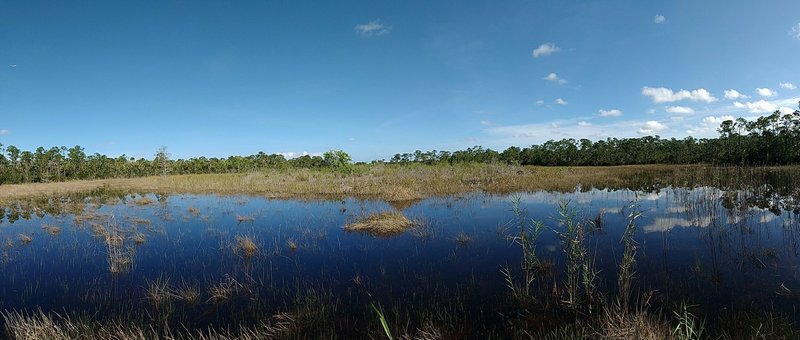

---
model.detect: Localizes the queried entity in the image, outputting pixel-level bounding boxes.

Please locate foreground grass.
[2,163,798,205]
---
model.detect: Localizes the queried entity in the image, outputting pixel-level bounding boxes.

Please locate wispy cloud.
[578,121,592,127]
[653,14,666,24]
[354,19,392,37]
[780,82,797,90]
[532,43,560,58]
[479,120,492,126]
[0,129,9,136]
[543,72,566,84]
[641,87,717,103]
[598,109,623,117]
[555,98,568,105]
[791,23,800,40]
[666,106,694,114]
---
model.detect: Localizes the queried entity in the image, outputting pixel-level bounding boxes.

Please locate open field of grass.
[3,163,799,205]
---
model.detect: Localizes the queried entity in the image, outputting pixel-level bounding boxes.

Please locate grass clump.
[41,224,61,236]
[236,214,255,223]
[454,232,474,246]
[17,234,32,245]
[173,281,200,305]
[344,211,415,237]
[234,235,258,259]
[134,196,154,205]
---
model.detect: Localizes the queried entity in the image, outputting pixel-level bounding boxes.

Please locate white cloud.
[347,137,356,141]
[780,107,796,115]
[702,115,735,124]
[742,99,778,113]
[654,14,666,24]
[479,120,491,126]
[666,106,695,114]
[536,100,544,105]
[0,129,8,135]
[780,82,797,90]
[354,20,392,37]
[277,151,323,159]
[598,109,623,117]
[756,87,776,97]
[724,89,748,100]
[641,87,717,103]
[578,121,592,127]
[792,23,800,40]
[555,98,568,105]
[648,109,656,114]
[637,121,667,135]
[532,43,560,58]
[733,101,746,108]
[543,72,566,84]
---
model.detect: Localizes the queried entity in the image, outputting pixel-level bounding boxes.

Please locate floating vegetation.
[17,234,32,245]
[41,224,61,236]
[134,197,154,205]
[344,211,415,236]
[187,206,200,215]
[236,214,255,223]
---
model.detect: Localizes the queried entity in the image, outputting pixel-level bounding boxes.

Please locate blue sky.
[1,1,799,161]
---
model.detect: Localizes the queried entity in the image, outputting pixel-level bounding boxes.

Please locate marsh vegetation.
[1,166,800,338]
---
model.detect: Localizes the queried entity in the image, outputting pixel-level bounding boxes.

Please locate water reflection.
[0,186,798,337]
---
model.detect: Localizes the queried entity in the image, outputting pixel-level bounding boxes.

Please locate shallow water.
[1,187,799,336]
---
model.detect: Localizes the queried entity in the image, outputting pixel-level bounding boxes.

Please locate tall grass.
[555,200,597,313]
[617,199,642,311]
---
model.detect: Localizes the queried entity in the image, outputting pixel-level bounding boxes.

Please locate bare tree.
[154,146,170,177]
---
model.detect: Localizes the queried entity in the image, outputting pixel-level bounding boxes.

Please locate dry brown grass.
[344,211,415,237]
[134,196,154,205]
[598,307,670,340]
[234,235,258,259]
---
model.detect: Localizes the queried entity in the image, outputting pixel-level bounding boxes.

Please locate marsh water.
[1,185,800,337]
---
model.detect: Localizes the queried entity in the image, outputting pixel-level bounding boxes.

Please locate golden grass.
[1,164,799,205]
[134,197,154,205]
[344,211,415,237]
[234,235,258,259]
[173,281,200,305]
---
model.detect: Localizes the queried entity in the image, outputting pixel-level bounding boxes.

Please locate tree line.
[389,106,800,166]
[1,106,798,185]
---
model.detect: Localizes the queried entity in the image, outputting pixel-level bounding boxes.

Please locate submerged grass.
[344,211,415,237]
